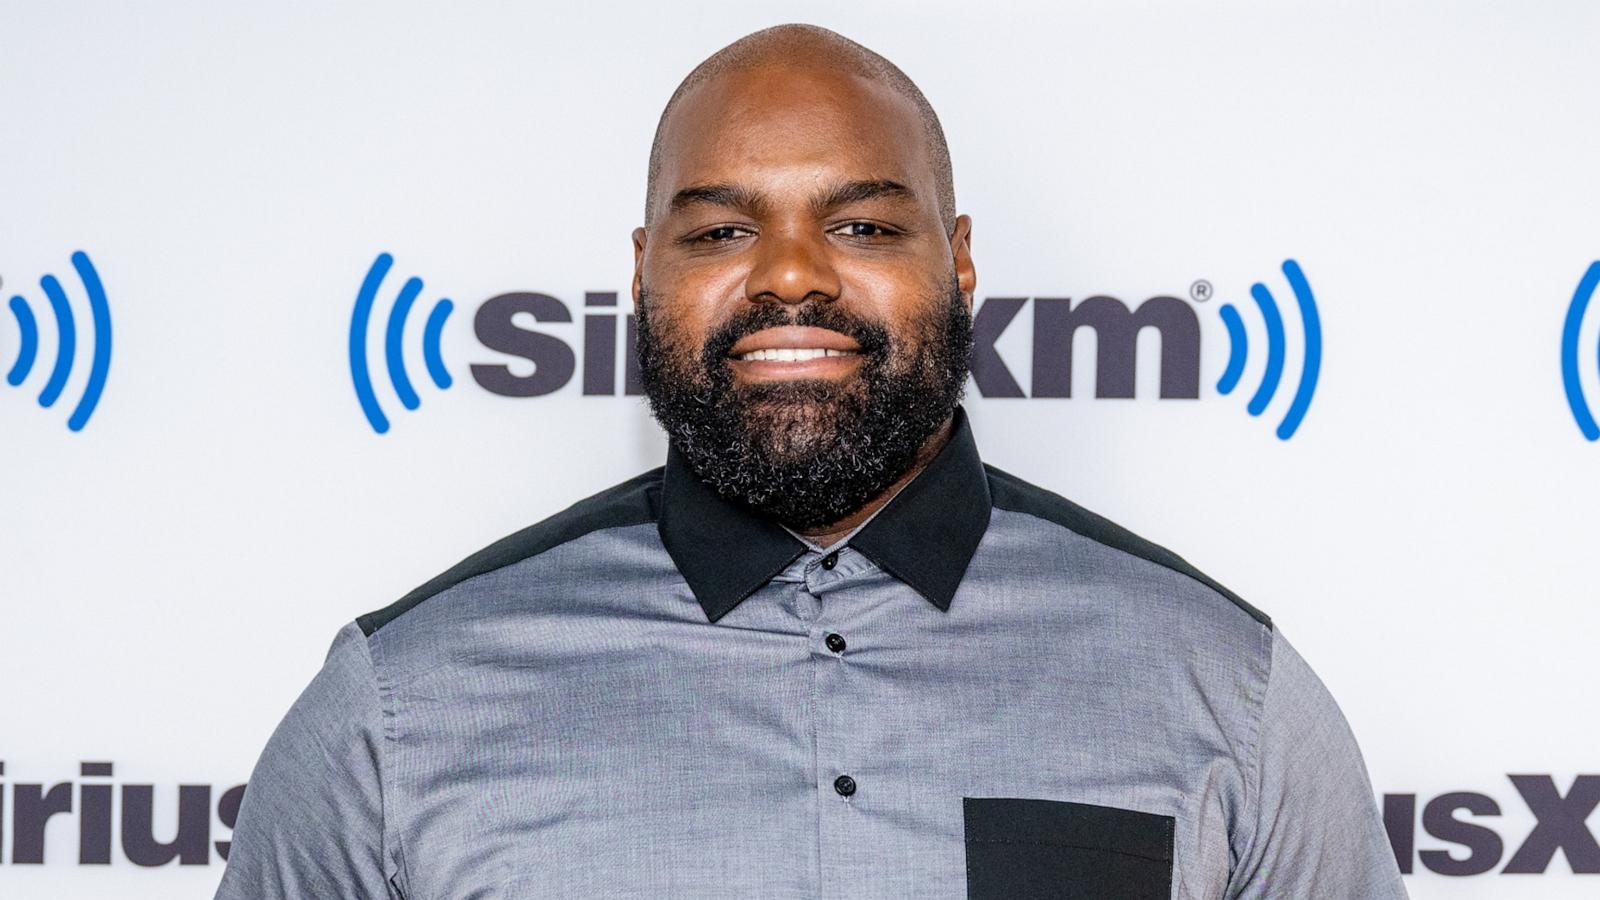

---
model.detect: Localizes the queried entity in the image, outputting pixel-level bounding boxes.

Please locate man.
[217,24,1406,899]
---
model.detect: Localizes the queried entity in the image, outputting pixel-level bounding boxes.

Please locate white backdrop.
[2,1,1597,897]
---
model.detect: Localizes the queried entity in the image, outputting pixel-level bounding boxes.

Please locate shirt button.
[825,632,847,654]
[833,774,856,797]
[820,551,839,570]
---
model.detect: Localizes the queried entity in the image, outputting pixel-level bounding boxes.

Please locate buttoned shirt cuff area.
[213,621,404,900]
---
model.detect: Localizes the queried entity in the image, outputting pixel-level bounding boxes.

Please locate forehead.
[654,63,935,210]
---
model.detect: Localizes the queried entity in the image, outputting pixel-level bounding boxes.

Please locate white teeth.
[737,348,853,362]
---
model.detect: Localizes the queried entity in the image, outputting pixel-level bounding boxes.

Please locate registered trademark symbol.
[1189,279,1213,303]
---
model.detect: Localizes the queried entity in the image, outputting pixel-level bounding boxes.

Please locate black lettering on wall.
[1383,793,1416,874]
[969,297,1027,398]
[1032,296,1201,399]
[121,784,211,866]
[12,782,72,863]
[583,292,618,396]
[79,762,113,864]
[470,292,575,396]
[1420,792,1502,876]
[214,783,246,862]
[1503,774,1600,874]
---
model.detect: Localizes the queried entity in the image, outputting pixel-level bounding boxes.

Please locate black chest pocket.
[963,797,1174,900]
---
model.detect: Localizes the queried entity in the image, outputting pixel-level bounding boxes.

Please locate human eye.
[686,224,754,245]
[829,221,901,240]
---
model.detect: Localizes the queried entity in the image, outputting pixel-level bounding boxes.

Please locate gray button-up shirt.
[216,410,1407,899]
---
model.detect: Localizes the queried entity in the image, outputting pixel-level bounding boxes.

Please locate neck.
[791,413,956,549]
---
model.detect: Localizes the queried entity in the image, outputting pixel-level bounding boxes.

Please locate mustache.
[700,303,891,367]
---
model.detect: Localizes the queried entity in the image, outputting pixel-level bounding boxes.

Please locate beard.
[634,275,973,530]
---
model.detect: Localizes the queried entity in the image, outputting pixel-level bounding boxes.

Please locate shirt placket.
[800,547,875,899]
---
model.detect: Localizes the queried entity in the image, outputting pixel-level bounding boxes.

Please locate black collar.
[657,407,993,623]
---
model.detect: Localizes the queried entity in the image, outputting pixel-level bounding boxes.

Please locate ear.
[631,226,648,305]
[950,214,976,310]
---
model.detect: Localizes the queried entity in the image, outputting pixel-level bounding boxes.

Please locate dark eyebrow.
[811,179,914,216]
[668,183,767,216]
[668,179,916,219]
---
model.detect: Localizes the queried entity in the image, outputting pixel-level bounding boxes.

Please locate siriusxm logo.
[346,253,1321,439]
[969,258,1322,439]
[2,251,112,431]
[349,253,458,434]
[1383,776,1600,876]
[0,761,243,866]
[1561,261,1600,441]
[347,252,643,433]
[1215,260,1322,440]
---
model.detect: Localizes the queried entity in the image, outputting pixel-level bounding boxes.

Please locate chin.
[740,394,858,460]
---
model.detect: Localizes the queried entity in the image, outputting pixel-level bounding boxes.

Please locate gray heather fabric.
[216,491,1405,899]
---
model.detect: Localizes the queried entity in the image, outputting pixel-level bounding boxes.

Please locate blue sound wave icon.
[349,253,454,434]
[1560,260,1600,442]
[4,251,112,431]
[1215,259,1321,441]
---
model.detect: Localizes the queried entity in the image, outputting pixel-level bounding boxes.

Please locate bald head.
[645,23,956,233]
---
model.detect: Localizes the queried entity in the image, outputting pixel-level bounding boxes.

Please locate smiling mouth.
[725,325,865,378]
[735,348,857,362]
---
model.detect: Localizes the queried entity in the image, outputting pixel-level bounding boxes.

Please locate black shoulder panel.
[985,464,1271,629]
[356,468,664,636]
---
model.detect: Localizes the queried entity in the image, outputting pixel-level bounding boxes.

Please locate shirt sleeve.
[1226,627,1409,899]
[213,620,403,900]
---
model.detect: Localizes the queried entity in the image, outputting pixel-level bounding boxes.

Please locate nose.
[744,228,842,307]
